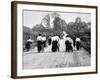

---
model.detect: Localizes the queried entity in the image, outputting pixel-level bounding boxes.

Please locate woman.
[25,37,33,51]
[65,36,73,52]
[59,32,68,52]
[37,34,42,52]
[42,35,46,48]
[51,34,59,52]
[48,36,52,45]
[76,37,81,50]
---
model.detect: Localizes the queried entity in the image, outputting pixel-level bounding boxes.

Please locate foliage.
[23,13,91,53]
[23,26,33,45]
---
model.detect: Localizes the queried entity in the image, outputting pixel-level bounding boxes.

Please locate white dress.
[59,32,69,52]
[59,34,67,52]
[45,36,56,52]
[59,38,66,52]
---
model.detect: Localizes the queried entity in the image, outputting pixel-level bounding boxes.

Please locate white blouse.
[42,37,46,41]
[76,38,81,42]
[51,36,59,41]
[37,36,42,41]
[27,39,34,42]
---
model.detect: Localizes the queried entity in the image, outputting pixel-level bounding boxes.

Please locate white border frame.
[16,3,97,76]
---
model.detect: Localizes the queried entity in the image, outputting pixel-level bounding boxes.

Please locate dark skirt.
[72,37,76,47]
[25,42,31,51]
[65,41,73,52]
[69,42,73,51]
[73,39,76,47]
[37,41,42,52]
[48,38,51,45]
[65,41,69,52]
[76,41,80,50]
[52,40,58,52]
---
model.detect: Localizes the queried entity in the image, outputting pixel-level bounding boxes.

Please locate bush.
[81,41,91,53]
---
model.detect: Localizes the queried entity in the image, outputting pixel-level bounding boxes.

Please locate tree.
[75,17,82,23]
[23,26,33,45]
[51,12,60,18]
[53,17,62,31]
[60,19,67,31]
[41,14,50,28]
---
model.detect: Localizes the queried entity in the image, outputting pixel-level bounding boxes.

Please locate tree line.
[23,13,91,53]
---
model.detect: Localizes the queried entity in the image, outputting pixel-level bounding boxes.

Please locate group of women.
[36,32,81,53]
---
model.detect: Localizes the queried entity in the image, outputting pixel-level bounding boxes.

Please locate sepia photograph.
[11,1,97,78]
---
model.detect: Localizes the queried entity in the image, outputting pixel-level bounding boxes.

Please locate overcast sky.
[23,10,91,28]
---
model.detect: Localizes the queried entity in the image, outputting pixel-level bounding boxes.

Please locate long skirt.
[52,41,58,52]
[69,42,73,51]
[48,38,51,45]
[59,39,66,52]
[73,39,76,47]
[25,42,31,51]
[65,41,73,52]
[65,41,70,52]
[37,41,42,52]
[76,41,80,50]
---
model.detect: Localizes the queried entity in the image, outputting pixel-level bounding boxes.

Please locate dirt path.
[23,46,90,69]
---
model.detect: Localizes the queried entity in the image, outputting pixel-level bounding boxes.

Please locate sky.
[23,10,91,28]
